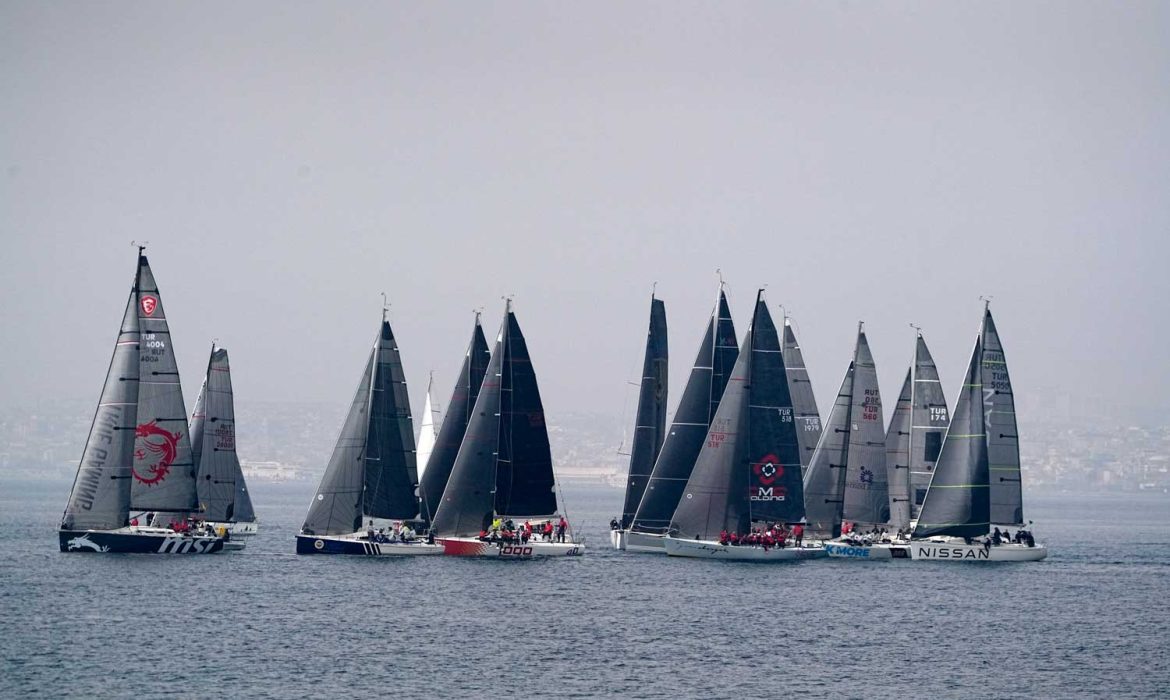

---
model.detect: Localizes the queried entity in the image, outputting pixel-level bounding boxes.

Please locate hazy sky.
[3,2,1167,432]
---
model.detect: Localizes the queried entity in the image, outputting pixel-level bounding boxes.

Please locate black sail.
[782,317,823,472]
[885,368,913,530]
[494,309,558,518]
[630,289,737,534]
[61,278,140,531]
[432,303,561,536]
[910,334,950,516]
[671,293,801,538]
[191,347,253,522]
[841,331,888,526]
[129,255,199,513]
[913,336,990,539]
[619,296,669,528]
[363,321,419,520]
[418,318,490,524]
[802,361,854,539]
[982,309,1024,525]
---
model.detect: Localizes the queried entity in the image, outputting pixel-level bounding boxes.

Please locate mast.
[982,302,1025,525]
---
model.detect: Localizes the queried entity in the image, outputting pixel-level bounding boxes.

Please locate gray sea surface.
[2,477,1168,699]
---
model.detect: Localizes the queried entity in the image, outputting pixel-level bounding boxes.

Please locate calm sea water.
[2,477,1168,699]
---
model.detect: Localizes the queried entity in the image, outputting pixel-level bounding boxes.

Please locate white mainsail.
[416,373,440,480]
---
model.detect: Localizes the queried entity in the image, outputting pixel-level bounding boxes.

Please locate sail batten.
[983,309,1025,525]
[909,335,950,516]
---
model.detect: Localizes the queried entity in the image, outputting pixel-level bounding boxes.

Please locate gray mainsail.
[418,317,491,524]
[431,302,561,536]
[913,336,990,539]
[982,308,1024,525]
[885,369,913,531]
[802,361,853,539]
[841,329,888,526]
[190,347,254,522]
[669,293,804,539]
[630,289,737,534]
[302,318,417,535]
[60,281,140,531]
[129,255,199,513]
[620,296,669,528]
[782,316,822,472]
[910,334,949,515]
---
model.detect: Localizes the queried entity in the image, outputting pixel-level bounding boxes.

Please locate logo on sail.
[133,420,181,485]
[140,295,158,316]
[859,467,874,485]
[751,454,787,501]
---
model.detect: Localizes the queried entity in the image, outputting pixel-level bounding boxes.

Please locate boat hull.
[59,529,224,554]
[609,529,626,550]
[823,541,909,560]
[208,520,258,537]
[438,537,584,558]
[909,540,1048,561]
[625,530,667,553]
[663,537,825,561]
[295,534,443,556]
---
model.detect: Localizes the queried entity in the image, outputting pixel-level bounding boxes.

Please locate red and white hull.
[439,537,584,558]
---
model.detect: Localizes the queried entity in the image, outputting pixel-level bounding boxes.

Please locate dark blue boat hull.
[59,529,224,554]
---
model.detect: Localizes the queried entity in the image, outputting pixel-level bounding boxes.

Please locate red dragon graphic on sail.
[133,420,180,485]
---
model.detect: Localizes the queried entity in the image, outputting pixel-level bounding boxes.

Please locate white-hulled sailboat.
[663,291,824,561]
[905,303,1045,562]
[296,309,441,556]
[416,372,440,482]
[431,300,583,558]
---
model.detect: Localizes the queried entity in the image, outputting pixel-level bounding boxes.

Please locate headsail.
[418,317,491,524]
[191,347,254,522]
[982,308,1024,525]
[669,293,803,539]
[431,302,561,536]
[619,296,668,528]
[913,336,990,539]
[885,369,913,530]
[910,334,949,515]
[803,361,854,539]
[841,329,888,526]
[782,316,823,472]
[61,276,140,531]
[129,254,199,513]
[630,289,737,535]
[416,374,439,481]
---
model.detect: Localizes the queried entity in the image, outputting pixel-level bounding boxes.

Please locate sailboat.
[906,303,1046,561]
[417,314,491,527]
[802,325,890,558]
[884,330,949,532]
[611,294,668,550]
[296,311,441,555]
[625,287,738,552]
[59,247,224,554]
[416,372,440,481]
[663,292,822,561]
[781,313,823,473]
[430,301,583,557]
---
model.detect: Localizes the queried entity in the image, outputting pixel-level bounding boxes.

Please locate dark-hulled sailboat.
[907,303,1045,561]
[625,287,738,552]
[417,314,491,527]
[663,292,822,560]
[610,295,668,550]
[296,312,441,555]
[59,248,223,554]
[430,301,582,557]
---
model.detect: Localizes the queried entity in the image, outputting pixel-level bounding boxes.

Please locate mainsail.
[782,316,823,472]
[431,302,560,537]
[61,275,141,531]
[841,329,888,526]
[619,295,668,528]
[982,308,1024,526]
[630,289,737,535]
[190,346,254,523]
[418,317,491,524]
[913,336,990,539]
[910,334,949,515]
[885,369,913,530]
[416,374,439,481]
[669,293,805,539]
[302,318,418,536]
[128,255,199,513]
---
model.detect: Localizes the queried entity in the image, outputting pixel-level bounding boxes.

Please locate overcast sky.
[2,2,1167,432]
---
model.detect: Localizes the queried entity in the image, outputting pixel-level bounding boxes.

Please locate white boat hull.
[824,541,903,560]
[909,540,1048,562]
[439,537,584,558]
[296,533,443,555]
[609,529,626,550]
[663,536,826,561]
[208,521,258,537]
[624,531,667,553]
